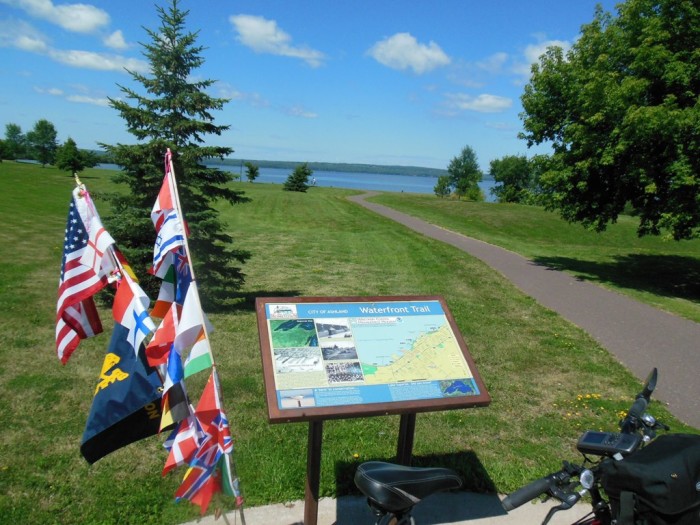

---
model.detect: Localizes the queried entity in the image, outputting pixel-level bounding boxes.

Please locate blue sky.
[0,0,619,170]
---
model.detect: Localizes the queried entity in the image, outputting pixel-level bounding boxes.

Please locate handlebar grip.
[502,475,556,511]
[628,397,648,419]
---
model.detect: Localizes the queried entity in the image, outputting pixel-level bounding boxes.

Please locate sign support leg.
[396,413,416,465]
[304,419,324,525]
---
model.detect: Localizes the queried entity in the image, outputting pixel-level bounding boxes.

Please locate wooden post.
[304,420,324,525]
[396,413,416,466]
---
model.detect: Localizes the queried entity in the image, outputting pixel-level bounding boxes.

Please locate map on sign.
[259,299,481,411]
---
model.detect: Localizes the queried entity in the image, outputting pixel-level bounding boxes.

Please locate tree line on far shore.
[1,120,106,175]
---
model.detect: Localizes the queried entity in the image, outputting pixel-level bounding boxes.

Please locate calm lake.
[220,166,498,201]
[99,163,497,201]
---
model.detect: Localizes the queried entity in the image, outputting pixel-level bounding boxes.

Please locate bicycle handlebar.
[502,472,560,511]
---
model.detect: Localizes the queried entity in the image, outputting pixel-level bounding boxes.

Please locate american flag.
[56,188,108,364]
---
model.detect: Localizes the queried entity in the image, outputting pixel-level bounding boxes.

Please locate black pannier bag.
[600,433,700,525]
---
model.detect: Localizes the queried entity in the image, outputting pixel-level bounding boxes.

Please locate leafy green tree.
[101,0,249,309]
[26,119,58,166]
[4,123,26,160]
[489,154,532,203]
[283,163,312,192]
[448,145,483,201]
[520,0,700,240]
[434,175,451,198]
[55,137,98,175]
[245,161,259,182]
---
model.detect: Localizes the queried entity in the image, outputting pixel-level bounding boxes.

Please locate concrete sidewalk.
[182,492,591,525]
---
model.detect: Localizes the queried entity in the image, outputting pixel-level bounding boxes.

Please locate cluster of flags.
[55,150,243,516]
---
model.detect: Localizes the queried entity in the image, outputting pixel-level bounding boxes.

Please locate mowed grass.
[367,193,700,322]
[0,162,696,525]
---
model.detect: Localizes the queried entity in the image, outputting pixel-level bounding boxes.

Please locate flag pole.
[163,149,216,366]
[164,149,246,521]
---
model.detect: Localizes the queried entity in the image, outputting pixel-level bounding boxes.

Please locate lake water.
[221,166,497,201]
[99,163,497,201]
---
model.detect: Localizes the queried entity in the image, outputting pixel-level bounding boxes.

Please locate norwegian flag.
[56,187,108,364]
[175,465,220,516]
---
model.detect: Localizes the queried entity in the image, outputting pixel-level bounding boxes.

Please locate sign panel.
[256,296,490,422]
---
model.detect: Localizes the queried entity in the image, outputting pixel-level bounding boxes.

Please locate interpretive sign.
[256,296,490,422]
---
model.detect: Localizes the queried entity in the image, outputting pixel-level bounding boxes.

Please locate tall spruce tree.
[101,0,249,309]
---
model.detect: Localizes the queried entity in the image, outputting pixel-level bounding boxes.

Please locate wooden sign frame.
[256,295,491,423]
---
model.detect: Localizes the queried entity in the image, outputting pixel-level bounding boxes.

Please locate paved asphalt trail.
[349,192,700,429]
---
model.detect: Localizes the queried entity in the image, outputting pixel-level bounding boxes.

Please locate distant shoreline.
[207,158,449,178]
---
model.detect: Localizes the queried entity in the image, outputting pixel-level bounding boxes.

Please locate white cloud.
[0,18,147,73]
[367,32,451,75]
[66,94,110,106]
[103,30,128,50]
[48,48,148,73]
[229,14,325,68]
[3,0,110,33]
[476,52,508,74]
[217,82,270,108]
[512,38,571,79]
[34,84,111,106]
[285,105,318,119]
[34,85,63,95]
[0,19,48,52]
[524,39,570,64]
[443,93,512,113]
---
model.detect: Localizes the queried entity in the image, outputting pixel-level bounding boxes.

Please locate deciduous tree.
[489,154,532,203]
[26,119,58,166]
[55,137,98,175]
[520,0,700,239]
[101,0,249,309]
[447,145,483,201]
[4,123,26,160]
[245,161,259,182]
[434,175,451,198]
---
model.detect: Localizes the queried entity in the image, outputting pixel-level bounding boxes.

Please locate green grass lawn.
[367,193,700,323]
[0,162,697,525]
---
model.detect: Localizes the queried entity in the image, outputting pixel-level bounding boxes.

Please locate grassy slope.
[367,193,700,323]
[0,162,696,525]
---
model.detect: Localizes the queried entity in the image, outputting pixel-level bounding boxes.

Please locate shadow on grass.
[532,253,700,303]
[210,289,303,313]
[332,452,502,524]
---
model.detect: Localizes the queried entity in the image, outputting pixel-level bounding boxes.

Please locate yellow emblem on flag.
[94,352,129,396]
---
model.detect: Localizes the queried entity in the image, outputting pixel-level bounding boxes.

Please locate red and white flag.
[56,187,108,363]
[80,215,116,277]
[112,272,156,354]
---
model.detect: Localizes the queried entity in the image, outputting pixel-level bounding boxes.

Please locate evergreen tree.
[101,0,249,309]
[283,163,312,192]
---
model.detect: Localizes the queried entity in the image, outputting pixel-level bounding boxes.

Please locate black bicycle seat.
[354,461,463,514]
